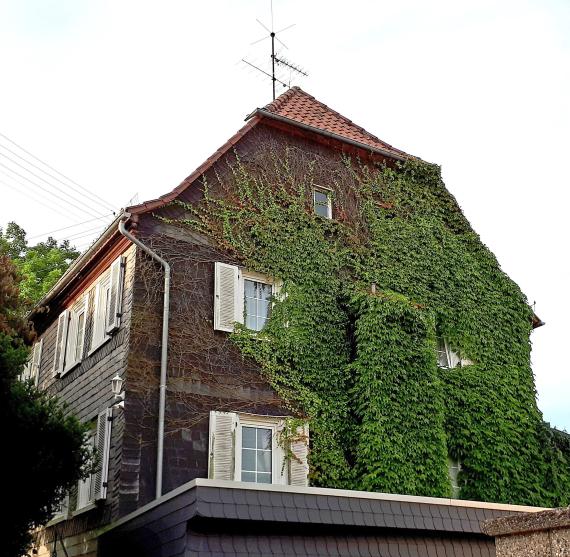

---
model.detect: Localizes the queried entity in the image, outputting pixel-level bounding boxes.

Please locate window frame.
[89,274,112,355]
[240,270,278,333]
[62,294,88,375]
[234,414,287,485]
[313,186,333,219]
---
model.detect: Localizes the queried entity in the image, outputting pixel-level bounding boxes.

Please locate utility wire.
[0,141,114,214]
[1,179,72,220]
[27,214,115,241]
[0,151,107,218]
[0,131,115,212]
[0,160,103,219]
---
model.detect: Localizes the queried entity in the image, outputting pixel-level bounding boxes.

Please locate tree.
[0,255,89,557]
[0,222,79,305]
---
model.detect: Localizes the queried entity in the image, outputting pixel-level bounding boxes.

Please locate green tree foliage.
[0,222,79,305]
[170,151,570,506]
[0,255,89,557]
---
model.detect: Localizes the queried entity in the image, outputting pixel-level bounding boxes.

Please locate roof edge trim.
[256,108,409,162]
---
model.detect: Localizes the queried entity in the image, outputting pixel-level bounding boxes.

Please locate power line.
[0,151,107,218]
[27,214,115,241]
[0,131,115,212]
[1,179,72,220]
[0,141,115,214]
[0,160,103,219]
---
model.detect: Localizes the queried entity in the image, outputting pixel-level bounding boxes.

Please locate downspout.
[118,215,170,499]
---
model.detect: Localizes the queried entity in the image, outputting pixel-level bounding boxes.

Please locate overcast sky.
[1,0,568,429]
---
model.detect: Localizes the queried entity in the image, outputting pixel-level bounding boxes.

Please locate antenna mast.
[243,1,308,100]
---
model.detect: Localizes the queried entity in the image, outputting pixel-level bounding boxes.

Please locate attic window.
[313,187,332,219]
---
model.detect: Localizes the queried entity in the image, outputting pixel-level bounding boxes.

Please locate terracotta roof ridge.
[264,86,404,154]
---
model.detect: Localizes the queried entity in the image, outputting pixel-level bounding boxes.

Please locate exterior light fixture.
[111,374,125,409]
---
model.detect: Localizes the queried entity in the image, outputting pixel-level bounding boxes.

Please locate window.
[448,457,462,498]
[436,338,472,369]
[208,411,309,486]
[21,339,43,385]
[313,187,332,219]
[243,275,273,332]
[214,263,280,333]
[52,255,125,376]
[240,425,273,484]
[76,409,112,511]
[63,294,88,373]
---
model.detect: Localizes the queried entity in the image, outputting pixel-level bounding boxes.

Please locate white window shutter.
[106,256,125,334]
[208,411,238,480]
[214,262,241,332]
[289,423,310,487]
[91,408,113,501]
[92,282,105,348]
[52,310,69,376]
[31,339,43,386]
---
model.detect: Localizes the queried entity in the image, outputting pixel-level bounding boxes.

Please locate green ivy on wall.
[169,150,570,506]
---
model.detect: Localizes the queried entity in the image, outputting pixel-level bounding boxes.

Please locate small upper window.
[437,338,473,368]
[313,188,332,219]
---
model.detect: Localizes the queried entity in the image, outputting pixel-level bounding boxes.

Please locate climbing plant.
[167,145,569,506]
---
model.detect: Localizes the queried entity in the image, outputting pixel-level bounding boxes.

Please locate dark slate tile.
[385,514,400,528]
[272,506,287,522]
[248,504,263,521]
[201,487,222,503]
[320,509,333,524]
[413,515,426,530]
[363,511,376,527]
[442,518,454,531]
[331,510,345,524]
[252,490,270,507]
[282,493,295,508]
[235,504,251,520]
[285,507,298,522]
[316,496,330,510]
[451,518,465,532]
[360,499,373,514]
[328,497,341,511]
[433,517,445,530]
[304,494,320,510]
[219,489,235,504]
[259,505,276,522]
[296,507,311,523]
[422,516,436,530]
[338,497,352,512]
[448,505,461,519]
[348,498,362,513]
[403,515,416,529]
[244,490,259,506]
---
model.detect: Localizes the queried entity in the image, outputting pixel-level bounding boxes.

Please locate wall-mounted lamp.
[111,374,125,409]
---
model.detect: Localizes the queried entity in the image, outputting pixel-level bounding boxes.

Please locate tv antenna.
[242,1,308,100]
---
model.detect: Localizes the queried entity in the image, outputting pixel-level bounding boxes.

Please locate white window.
[63,294,88,374]
[313,187,332,219]
[21,339,43,385]
[437,338,472,368]
[77,409,112,511]
[208,411,309,486]
[52,255,125,376]
[448,457,462,498]
[214,263,280,333]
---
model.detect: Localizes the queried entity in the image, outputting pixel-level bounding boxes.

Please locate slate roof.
[260,86,409,159]
[99,479,544,557]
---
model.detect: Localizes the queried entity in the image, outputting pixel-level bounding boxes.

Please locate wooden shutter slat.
[209,411,238,480]
[31,339,43,386]
[214,262,240,332]
[289,423,309,487]
[53,310,69,376]
[92,408,113,501]
[106,256,125,334]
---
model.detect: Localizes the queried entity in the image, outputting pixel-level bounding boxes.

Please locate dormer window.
[313,187,332,219]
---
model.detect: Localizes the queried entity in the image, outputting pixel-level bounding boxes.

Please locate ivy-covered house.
[28,87,568,557]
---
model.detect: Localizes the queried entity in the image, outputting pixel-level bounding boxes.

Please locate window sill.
[72,501,98,517]
[88,335,112,357]
[60,360,81,377]
[46,514,69,527]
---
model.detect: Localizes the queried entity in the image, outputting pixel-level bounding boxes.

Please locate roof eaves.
[29,212,124,315]
[127,115,262,215]
[256,108,409,163]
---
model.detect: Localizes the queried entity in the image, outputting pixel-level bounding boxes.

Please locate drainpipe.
[118,215,170,499]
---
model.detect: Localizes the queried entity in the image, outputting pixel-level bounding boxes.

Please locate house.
[27,87,565,557]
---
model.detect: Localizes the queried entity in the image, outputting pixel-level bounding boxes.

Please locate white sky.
[1,0,568,429]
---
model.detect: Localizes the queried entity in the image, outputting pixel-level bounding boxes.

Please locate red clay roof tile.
[261,87,409,158]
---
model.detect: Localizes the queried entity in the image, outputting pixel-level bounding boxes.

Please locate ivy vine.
[167,147,569,506]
